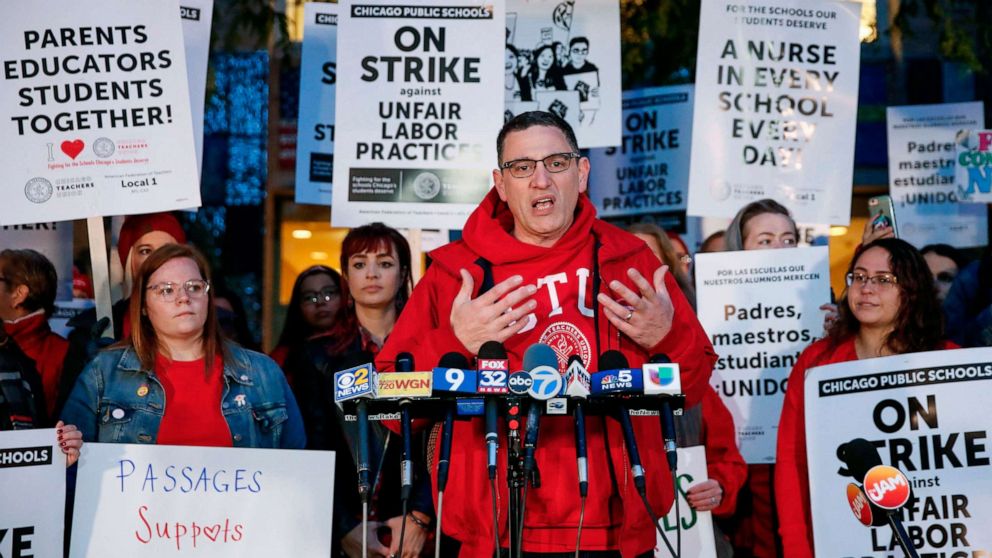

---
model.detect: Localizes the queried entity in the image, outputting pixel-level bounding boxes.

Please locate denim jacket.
[61,343,306,449]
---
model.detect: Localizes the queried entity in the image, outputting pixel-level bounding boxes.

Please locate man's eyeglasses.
[845,272,898,289]
[302,287,340,306]
[500,152,580,179]
[146,279,210,302]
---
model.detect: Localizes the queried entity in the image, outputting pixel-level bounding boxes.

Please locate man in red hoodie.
[377,112,717,557]
[0,249,69,422]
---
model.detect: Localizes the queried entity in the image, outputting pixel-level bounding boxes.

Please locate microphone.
[839,438,919,558]
[599,350,647,494]
[478,341,508,480]
[435,352,470,493]
[647,354,681,471]
[566,355,590,497]
[333,361,378,500]
[395,352,416,502]
[522,343,560,481]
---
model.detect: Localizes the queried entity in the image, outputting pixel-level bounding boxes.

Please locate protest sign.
[295,2,338,205]
[0,429,65,558]
[332,0,504,229]
[695,246,830,463]
[0,221,73,301]
[504,0,622,148]
[886,102,986,248]
[687,0,861,225]
[805,348,992,557]
[956,129,992,204]
[0,0,201,226]
[70,443,334,557]
[180,0,213,177]
[588,85,692,217]
[656,446,717,558]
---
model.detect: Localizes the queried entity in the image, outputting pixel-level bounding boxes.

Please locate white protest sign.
[180,0,214,178]
[0,0,201,226]
[687,0,861,225]
[655,446,717,558]
[0,429,65,558]
[333,0,504,229]
[70,443,334,557]
[295,3,338,206]
[0,221,73,301]
[805,348,992,557]
[504,0,622,149]
[886,102,986,249]
[588,85,692,217]
[695,246,830,463]
[956,129,992,204]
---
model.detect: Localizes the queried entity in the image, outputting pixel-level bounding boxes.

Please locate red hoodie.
[377,190,717,556]
[3,311,69,420]
[774,336,956,556]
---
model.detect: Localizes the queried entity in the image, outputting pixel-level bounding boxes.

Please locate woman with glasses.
[288,223,432,558]
[775,238,954,557]
[61,243,304,449]
[270,265,343,371]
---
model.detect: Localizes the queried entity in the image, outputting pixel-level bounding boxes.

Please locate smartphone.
[868,195,898,237]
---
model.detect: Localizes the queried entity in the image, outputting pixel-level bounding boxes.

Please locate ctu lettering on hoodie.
[509,268,595,334]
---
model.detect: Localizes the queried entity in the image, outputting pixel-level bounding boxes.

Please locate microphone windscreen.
[597,350,628,371]
[649,354,672,364]
[395,352,415,372]
[438,352,470,369]
[479,341,508,360]
[523,343,559,371]
[567,354,584,367]
[839,438,883,481]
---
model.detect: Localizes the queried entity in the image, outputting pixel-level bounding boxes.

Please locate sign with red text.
[687,0,861,225]
[0,429,65,558]
[0,0,200,226]
[588,85,692,217]
[695,246,830,463]
[886,102,986,248]
[655,446,717,558]
[333,0,504,229]
[69,443,334,557]
[805,348,992,557]
[956,129,992,204]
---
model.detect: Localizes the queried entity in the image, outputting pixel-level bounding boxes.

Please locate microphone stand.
[505,395,526,558]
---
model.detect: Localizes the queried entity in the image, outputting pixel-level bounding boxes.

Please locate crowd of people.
[1,111,981,557]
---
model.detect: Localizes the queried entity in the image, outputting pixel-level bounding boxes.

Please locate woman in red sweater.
[775,238,954,557]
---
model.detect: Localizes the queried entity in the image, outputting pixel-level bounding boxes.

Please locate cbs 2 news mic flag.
[805,348,992,557]
[0,429,65,558]
[0,0,201,225]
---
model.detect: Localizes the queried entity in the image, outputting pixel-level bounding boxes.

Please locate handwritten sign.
[70,443,334,557]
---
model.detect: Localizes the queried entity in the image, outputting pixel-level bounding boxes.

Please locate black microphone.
[566,355,589,497]
[649,354,679,472]
[436,352,469,492]
[395,352,416,501]
[521,343,558,483]
[838,438,882,480]
[599,350,647,494]
[478,341,508,480]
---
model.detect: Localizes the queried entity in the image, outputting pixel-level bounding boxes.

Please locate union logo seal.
[539,321,591,373]
[93,137,116,158]
[412,171,441,200]
[24,177,53,203]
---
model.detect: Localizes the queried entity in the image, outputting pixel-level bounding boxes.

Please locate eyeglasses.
[302,287,340,306]
[500,152,580,179]
[677,253,692,266]
[845,272,898,289]
[146,279,210,302]
[570,47,588,54]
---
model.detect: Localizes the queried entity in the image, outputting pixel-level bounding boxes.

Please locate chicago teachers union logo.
[539,321,591,373]
[24,177,53,203]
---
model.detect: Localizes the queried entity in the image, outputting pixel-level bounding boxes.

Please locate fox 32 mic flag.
[0,0,201,225]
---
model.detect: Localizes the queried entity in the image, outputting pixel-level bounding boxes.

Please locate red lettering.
[135,505,152,543]
[980,131,992,152]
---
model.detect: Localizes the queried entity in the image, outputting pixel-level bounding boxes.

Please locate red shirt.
[3,311,69,419]
[154,354,232,447]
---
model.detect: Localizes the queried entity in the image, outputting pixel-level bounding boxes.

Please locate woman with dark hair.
[61,243,305,449]
[504,44,533,102]
[919,243,968,303]
[527,43,566,92]
[270,265,343,369]
[775,238,954,557]
[286,223,431,558]
[725,198,798,251]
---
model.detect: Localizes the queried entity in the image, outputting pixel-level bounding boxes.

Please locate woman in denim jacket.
[61,243,304,449]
